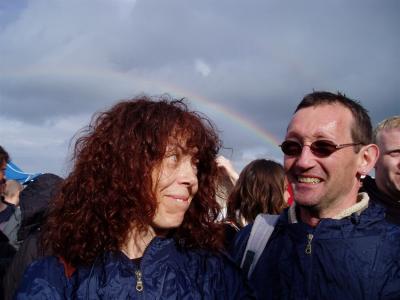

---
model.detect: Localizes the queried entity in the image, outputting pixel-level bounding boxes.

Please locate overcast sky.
[1,0,399,177]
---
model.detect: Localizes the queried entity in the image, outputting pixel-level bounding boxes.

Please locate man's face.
[284,104,363,215]
[375,128,400,201]
[0,161,6,195]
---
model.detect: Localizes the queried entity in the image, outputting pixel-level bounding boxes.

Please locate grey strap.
[240,214,279,278]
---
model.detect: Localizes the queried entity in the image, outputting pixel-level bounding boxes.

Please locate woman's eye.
[169,154,178,161]
[165,153,179,165]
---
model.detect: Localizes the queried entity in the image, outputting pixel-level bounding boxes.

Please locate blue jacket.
[16,237,254,299]
[231,201,400,300]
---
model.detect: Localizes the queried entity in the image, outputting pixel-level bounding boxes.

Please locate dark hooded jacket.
[0,198,18,288]
[2,173,63,300]
[361,175,400,225]
[16,237,254,299]
[0,231,16,293]
[231,198,400,300]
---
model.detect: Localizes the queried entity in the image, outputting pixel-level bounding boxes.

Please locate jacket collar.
[288,192,370,224]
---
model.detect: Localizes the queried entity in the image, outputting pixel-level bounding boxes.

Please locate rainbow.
[3,66,282,148]
[139,80,282,148]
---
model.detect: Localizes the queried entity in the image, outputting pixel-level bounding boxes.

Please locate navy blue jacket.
[231,201,400,300]
[361,175,400,225]
[16,237,254,299]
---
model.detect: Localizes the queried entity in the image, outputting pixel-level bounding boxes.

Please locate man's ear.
[357,144,379,176]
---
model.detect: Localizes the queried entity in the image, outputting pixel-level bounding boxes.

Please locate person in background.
[224,159,289,246]
[16,95,253,299]
[232,91,400,299]
[1,180,24,248]
[362,115,400,224]
[215,155,239,220]
[0,181,23,224]
[0,146,10,206]
[2,173,63,300]
[0,146,16,288]
[0,180,23,298]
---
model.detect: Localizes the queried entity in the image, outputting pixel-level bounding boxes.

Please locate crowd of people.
[0,91,399,299]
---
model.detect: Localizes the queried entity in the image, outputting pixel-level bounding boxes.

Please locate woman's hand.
[216,156,239,185]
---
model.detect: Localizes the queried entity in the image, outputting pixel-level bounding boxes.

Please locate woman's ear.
[357,144,379,176]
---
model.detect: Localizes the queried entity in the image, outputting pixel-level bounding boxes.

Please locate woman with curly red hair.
[16,95,253,299]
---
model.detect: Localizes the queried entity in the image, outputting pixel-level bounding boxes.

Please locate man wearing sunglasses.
[232,91,400,299]
[362,116,400,225]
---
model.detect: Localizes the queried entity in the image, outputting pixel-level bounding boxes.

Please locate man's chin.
[295,197,320,207]
[295,200,323,214]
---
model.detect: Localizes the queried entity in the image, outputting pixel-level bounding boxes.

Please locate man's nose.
[295,144,316,169]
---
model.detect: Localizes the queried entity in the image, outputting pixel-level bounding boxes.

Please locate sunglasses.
[280,140,362,157]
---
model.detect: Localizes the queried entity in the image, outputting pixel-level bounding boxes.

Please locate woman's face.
[151,142,199,233]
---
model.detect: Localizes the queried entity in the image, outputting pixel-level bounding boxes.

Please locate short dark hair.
[295,91,373,145]
[0,145,10,165]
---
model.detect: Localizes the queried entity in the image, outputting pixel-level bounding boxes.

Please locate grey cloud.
[1,0,399,174]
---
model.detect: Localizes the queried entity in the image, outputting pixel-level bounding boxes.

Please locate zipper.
[125,237,159,294]
[305,233,313,255]
[135,269,144,292]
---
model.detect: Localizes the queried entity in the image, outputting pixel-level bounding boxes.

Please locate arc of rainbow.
[139,80,282,149]
[3,66,282,148]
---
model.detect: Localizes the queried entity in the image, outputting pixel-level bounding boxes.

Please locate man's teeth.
[298,177,321,184]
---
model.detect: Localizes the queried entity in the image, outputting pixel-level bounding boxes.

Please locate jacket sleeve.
[380,273,400,300]
[222,256,257,299]
[377,234,400,300]
[201,253,256,300]
[14,256,67,300]
[3,233,40,300]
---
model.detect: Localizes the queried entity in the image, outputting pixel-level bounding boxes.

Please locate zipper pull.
[135,269,144,292]
[305,233,313,255]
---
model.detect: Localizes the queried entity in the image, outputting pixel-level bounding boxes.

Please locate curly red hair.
[43,95,223,266]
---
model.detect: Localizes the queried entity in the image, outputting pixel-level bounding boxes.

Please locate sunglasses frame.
[279,140,362,157]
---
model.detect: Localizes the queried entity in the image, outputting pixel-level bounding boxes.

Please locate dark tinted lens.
[280,141,302,156]
[310,140,337,157]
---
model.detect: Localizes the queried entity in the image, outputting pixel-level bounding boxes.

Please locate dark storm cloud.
[0,0,399,174]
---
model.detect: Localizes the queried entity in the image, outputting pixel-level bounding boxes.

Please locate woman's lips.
[167,195,189,202]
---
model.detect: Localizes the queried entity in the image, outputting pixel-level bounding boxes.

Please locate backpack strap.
[240,214,279,278]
